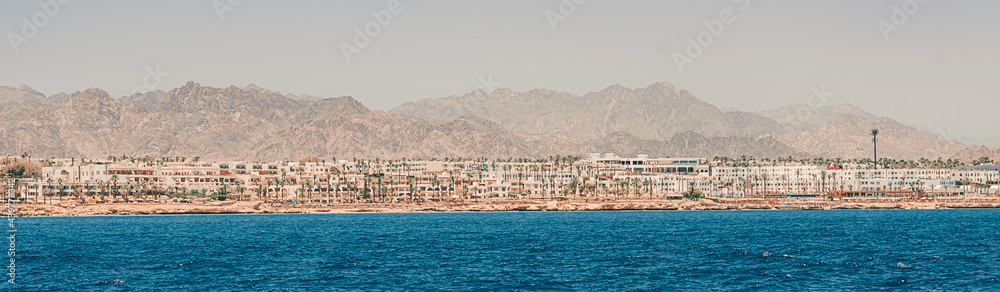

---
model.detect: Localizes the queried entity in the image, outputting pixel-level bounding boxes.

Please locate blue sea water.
[11,210,1000,291]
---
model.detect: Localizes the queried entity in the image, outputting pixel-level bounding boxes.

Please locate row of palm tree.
[713,156,980,170]
[8,177,205,204]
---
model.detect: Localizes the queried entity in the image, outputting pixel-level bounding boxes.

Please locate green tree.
[4,164,26,177]
[683,181,704,200]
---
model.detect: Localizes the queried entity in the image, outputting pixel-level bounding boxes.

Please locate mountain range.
[393,82,785,141]
[0,81,992,161]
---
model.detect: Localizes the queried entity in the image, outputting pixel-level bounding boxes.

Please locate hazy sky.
[2,0,998,141]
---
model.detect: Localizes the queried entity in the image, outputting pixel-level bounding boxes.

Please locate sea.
[11,210,1000,291]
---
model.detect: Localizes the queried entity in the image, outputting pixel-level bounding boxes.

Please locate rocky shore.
[13,199,1000,217]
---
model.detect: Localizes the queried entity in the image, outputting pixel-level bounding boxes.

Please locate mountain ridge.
[0,81,981,160]
[392,81,786,141]
[776,113,968,160]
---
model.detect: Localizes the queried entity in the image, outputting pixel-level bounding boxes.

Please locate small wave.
[97,279,126,285]
[143,264,173,270]
[304,275,345,282]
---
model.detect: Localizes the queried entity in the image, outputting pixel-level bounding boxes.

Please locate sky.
[2,0,999,143]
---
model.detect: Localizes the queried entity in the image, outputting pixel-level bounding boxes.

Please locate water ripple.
[13,210,1000,290]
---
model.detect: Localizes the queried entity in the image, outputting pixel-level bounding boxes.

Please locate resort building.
[13,155,999,201]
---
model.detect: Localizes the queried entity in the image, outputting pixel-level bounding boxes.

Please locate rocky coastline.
[14,199,1000,217]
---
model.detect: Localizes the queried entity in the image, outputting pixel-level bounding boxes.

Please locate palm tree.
[810,173,818,193]
[683,181,701,200]
[235,181,245,201]
[742,176,751,198]
[644,178,653,198]
[72,182,81,201]
[301,181,311,203]
[56,178,64,201]
[871,128,879,169]
[820,171,828,193]
[761,173,769,196]
[265,179,273,202]
[44,178,53,204]
[780,175,788,195]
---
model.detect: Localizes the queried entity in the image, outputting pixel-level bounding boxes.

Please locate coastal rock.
[13,199,1000,217]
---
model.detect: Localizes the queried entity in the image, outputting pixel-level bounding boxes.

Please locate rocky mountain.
[112,82,305,159]
[242,83,325,101]
[249,98,548,160]
[776,113,967,160]
[392,82,785,140]
[0,82,669,160]
[1,82,558,160]
[0,81,980,161]
[392,81,976,160]
[953,136,1000,149]
[951,146,1000,163]
[585,131,805,159]
[0,88,122,158]
[755,103,878,131]
[0,86,44,112]
[0,85,71,112]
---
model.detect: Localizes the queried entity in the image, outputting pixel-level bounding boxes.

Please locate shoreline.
[13,199,1000,217]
